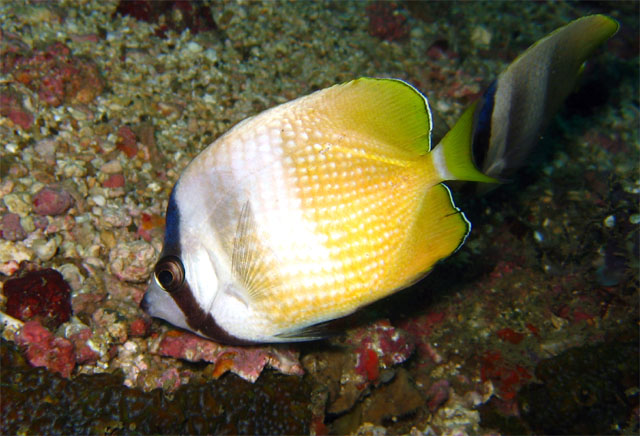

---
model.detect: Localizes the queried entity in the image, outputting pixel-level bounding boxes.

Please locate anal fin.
[386,183,469,290]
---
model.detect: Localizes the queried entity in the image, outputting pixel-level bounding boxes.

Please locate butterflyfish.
[141,15,618,344]
[470,14,619,182]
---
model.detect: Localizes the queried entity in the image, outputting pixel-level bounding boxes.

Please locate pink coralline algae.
[346,320,415,384]
[3,268,72,330]
[0,89,34,130]
[2,41,104,107]
[0,212,27,241]
[425,379,451,412]
[16,320,76,378]
[154,331,304,383]
[32,186,74,216]
[398,311,446,359]
[68,328,100,365]
[366,2,409,41]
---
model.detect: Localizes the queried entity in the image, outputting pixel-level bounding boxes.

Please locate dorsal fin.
[311,78,433,156]
[231,202,279,302]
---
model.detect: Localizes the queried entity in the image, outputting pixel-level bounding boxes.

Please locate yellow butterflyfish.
[141,15,618,344]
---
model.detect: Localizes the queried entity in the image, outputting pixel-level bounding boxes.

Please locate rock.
[92,308,128,344]
[3,268,72,330]
[57,263,85,292]
[0,240,34,275]
[102,173,125,188]
[32,186,74,216]
[15,320,76,378]
[31,237,58,261]
[304,320,415,416]
[108,240,157,283]
[100,206,132,228]
[34,137,58,163]
[0,212,27,241]
[100,159,123,174]
[2,193,31,217]
[155,330,304,382]
[361,369,424,425]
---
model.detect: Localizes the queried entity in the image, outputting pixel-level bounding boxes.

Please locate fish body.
[141,15,618,344]
[142,78,491,343]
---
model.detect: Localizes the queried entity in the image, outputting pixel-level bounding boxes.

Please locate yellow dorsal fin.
[231,202,279,302]
[313,78,432,156]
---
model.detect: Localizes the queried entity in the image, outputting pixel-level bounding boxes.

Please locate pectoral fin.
[231,202,280,302]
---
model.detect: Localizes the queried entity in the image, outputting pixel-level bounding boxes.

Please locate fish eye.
[154,255,184,293]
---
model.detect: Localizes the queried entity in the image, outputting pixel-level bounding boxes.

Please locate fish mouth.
[140,290,151,313]
[140,279,192,333]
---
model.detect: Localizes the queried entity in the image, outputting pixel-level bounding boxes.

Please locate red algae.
[3,268,72,330]
[496,327,525,345]
[357,348,380,382]
[480,351,532,403]
[103,173,125,188]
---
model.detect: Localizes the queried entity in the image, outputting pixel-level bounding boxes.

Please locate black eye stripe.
[154,255,184,292]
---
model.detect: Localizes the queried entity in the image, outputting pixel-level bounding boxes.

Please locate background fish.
[141,15,618,344]
[471,14,619,182]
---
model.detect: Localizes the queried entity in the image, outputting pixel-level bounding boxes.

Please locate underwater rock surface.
[1,339,311,435]
[517,333,639,435]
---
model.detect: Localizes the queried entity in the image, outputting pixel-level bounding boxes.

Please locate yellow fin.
[231,202,279,302]
[385,183,469,290]
[317,78,432,156]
